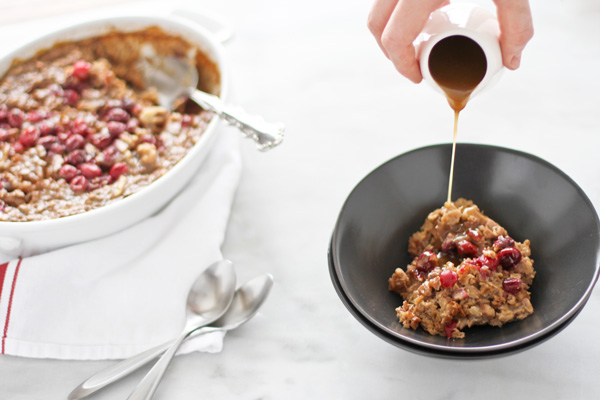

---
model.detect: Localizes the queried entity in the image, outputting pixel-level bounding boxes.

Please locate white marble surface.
[1,0,599,398]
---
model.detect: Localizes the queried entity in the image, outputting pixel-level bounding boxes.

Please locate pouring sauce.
[428,35,487,202]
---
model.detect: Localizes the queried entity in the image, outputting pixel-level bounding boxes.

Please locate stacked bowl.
[328,144,600,358]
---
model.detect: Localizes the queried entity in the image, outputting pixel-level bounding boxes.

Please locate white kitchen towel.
[0,126,242,360]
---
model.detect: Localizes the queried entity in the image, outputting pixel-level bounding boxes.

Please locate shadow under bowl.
[330,144,600,354]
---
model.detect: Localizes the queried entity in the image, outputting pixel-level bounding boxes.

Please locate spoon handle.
[67,327,218,400]
[127,332,189,400]
[67,341,173,400]
[189,89,284,151]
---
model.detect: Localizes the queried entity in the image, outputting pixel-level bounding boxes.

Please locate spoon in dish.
[68,273,273,400]
[138,55,284,151]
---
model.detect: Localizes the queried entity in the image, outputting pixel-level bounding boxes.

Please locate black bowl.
[330,144,600,354]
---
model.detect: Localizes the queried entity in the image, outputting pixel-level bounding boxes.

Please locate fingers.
[368,0,448,83]
[493,0,534,69]
[367,0,399,59]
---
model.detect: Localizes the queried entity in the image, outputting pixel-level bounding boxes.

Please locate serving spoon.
[138,55,284,151]
[68,273,273,400]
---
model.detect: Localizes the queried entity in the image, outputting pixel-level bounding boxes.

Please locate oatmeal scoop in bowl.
[329,144,600,357]
[0,15,227,256]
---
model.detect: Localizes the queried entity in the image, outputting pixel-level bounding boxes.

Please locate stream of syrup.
[427,35,487,203]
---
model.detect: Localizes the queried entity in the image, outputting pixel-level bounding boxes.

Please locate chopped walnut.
[136,142,157,168]
[139,106,168,132]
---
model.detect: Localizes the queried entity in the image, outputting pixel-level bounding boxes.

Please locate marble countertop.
[1,0,599,398]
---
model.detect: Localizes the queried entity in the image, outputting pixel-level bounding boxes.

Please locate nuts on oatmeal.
[388,198,536,339]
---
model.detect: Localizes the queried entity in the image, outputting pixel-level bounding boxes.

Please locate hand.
[367,0,534,83]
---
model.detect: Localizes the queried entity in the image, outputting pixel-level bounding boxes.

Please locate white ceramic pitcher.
[416,3,504,100]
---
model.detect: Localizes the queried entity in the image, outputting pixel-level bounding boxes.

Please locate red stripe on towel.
[0,262,8,303]
[2,258,22,354]
[0,263,8,333]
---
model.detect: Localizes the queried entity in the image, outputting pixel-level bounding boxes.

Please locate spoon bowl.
[138,55,284,151]
[184,259,237,327]
[210,273,274,330]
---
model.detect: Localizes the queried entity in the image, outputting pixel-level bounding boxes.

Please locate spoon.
[68,273,273,400]
[138,55,284,151]
[67,258,235,400]
[125,259,237,400]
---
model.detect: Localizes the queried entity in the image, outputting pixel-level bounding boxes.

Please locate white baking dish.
[0,14,228,257]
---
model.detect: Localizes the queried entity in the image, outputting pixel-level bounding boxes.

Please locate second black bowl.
[330,144,600,353]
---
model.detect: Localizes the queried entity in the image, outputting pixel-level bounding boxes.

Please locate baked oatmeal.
[0,27,220,221]
[388,198,535,338]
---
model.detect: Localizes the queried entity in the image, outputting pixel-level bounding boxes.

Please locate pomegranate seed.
[452,288,469,301]
[457,240,478,258]
[7,108,24,127]
[19,126,41,147]
[63,89,79,106]
[39,120,57,135]
[497,247,522,269]
[494,235,515,251]
[0,128,8,141]
[70,175,88,192]
[13,142,24,153]
[440,269,458,288]
[181,114,193,127]
[476,254,499,271]
[502,278,522,294]
[479,266,491,281]
[27,110,46,123]
[121,97,135,112]
[97,145,118,167]
[441,234,456,252]
[467,228,483,242]
[65,134,86,151]
[107,121,126,137]
[57,131,71,143]
[444,320,457,339]
[109,162,128,180]
[138,133,157,146]
[105,107,129,123]
[72,60,91,80]
[0,104,7,120]
[70,118,89,136]
[37,135,59,149]
[130,103,142,116]
[65,149,87,165]
[415,251,438,275]
[126,118,139,133]
[63,76,87,93]
[90,131,112,149]
[59,164,79,181]
[79,163,102,179]
[49,143,65,154]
